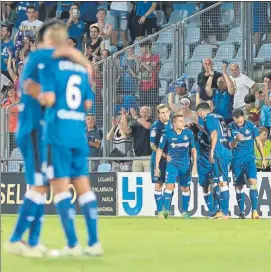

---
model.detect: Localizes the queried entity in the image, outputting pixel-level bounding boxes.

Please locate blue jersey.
[18,49,54,135]
[159,128,195,167]
[197,130,210,163]
[39,58,94,149]
[204,113,227,158]
[227,120,259,162]
[150,120,171,157]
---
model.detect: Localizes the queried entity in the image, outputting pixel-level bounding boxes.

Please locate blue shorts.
[232,159,257,186]
[212,157,229,183]
[150,156,166,184]
[197,159,213,187]
[110,9,129,31]
[47,145,88,179]
[16,127,47,186]
[166,163,191,187]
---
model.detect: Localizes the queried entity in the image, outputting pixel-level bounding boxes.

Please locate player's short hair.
[156,104,170,114]
[36,19,66,44]
[26,5,36,12]
[232,108,244,118]
[42,20,68,46]
[258,126,269,135]
[90,25,100,33]
[171,113,184,123]
[196,102,210,112]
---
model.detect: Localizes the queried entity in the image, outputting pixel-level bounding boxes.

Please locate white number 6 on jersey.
[66,75,82,110]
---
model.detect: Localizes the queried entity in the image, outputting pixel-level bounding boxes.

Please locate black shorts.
[135,16,157,37]
[139,89,158,106]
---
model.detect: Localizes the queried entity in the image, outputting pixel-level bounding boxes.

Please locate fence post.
[178,22,185,76]
[102,59,108,157]
[240,1,245,73]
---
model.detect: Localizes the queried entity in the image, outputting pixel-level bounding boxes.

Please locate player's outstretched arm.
[255,136,267,169]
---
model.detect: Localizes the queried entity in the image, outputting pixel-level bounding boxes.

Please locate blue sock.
[28,195,45,247]
[154,191,163,213]
[213,185,220,213]
[203,191,214,214]
[220,186,230,216]
[236,190,245,213]
[163,190,173,211]
[54,192,78,248]
[10,190,41,243]
[79,191,99,247]
[250,188,258,211]
[182,191,190,213]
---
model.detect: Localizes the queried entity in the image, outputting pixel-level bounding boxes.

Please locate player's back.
[204,113,228,158]
[165,128,194,166]
[18,48,55,135]
[41,59,93,149]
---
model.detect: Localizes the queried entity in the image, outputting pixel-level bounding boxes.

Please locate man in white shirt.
[229,63,257,109]
[19,5,43,40]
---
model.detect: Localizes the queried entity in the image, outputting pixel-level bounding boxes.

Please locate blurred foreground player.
[37,24,103,256]
[228,109,266,219]
[155,113,197,219]
[196,102,230,219]
[5,20,95,258]
[150,104,171,218]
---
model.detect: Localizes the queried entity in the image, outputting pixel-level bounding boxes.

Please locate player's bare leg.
[248,179,259,219]
[73,177,103,256]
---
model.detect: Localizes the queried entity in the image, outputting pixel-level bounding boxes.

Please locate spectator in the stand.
[229,63,257,110]
[107,114,134,172]
[80,1,98,34]
[88,25,103,60]
[85,113,103,172]
[260,92,271,128]
[1,85,19,154]
[168,96,198,124]
[1,25,14,81]
[1,2,17,26]
[128,2,137,42]
[135,2,157,40]
[110,2,130,47]
[19,5,43,40]
[66,3,85,50]
[244,94,260,126]
[121,106,152,172]
[38,2,56,21]
[7,48,23,90]
[119,47,139,95]
[68,37,77,48]
[85,43,95,62]
[101,49,110,60]
[205,63,236,124]
[255,127,271,171]
[91,8,112,51]
[14,1,39,30]
[137,41,160,109]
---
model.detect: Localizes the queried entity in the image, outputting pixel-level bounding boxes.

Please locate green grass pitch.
[1,215,271,272]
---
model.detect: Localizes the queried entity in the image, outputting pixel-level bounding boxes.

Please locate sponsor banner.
[1,173,117,216]
[118,172,271,218]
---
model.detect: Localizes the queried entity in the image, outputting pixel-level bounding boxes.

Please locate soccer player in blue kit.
[155,113,197,219]
[150,104,171,218]
[196,102,230,219]
[5,20,96,257]
[228,109,266,219]
[36,23,103,256]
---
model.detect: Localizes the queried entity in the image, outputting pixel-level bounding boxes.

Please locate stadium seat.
[217,27,243,46]
[98,163,111,172]
[8,148,23,172]
[185,26,200,45]
[213,44,235,62]
[173,3,197,16]
[152,44,169,62]
[153,10,165,27]
[161,10,188,28]
[187,44,214,62]
[254,44,271,64]
[185,62,202,80]
[155,28,175,45]
[220,8,234,27]
[159,63,175,82]
[159,80,168,96]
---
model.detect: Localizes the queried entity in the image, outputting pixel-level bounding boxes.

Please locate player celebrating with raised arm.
[150,104,171,218]
[155,113,197,219]
[228,109,266,219]
[36,23,103,256]
[196,102,231,219]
